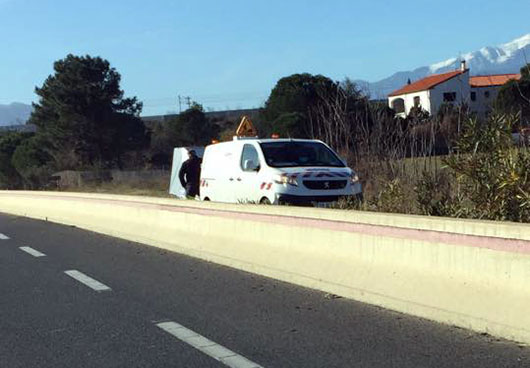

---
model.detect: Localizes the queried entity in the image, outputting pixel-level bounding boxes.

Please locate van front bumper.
[277,193,363,205]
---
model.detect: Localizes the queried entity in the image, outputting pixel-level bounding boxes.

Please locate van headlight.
[274,174,298,186]
[350,172,360,184]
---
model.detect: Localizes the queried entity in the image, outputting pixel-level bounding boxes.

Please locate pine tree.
[30,54,147,169]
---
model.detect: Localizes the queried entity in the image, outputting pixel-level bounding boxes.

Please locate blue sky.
[1,0,529,115]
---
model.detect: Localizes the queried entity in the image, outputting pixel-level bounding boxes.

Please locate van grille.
[303,180,347,190]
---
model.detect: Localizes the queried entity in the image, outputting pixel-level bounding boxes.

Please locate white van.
[199,137,362,205]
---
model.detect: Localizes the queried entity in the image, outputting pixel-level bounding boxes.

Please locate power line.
[144,90,268,103]
[143,96,267,109]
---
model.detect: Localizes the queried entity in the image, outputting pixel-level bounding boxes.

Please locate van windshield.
[259,141,345,168]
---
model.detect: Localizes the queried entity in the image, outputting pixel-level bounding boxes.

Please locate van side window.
[240,144,260,171]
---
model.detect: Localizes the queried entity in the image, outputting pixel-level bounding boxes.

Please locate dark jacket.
[179,156,201,196]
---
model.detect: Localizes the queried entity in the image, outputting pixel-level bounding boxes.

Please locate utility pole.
[178,95,192,112]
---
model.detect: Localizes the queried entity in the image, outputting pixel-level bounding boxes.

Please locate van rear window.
[259,141,345,168]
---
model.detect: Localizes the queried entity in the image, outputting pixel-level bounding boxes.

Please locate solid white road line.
[64,270,111,292]
[156,321,264,368]
[0,233,9,240]
[19,246,46,257]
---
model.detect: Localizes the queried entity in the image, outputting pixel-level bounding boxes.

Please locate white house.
[388,61,520,118]
[468,74,520,116]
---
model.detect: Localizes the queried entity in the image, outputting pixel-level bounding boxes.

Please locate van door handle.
[229,178,234,181]
[237,178,242,181]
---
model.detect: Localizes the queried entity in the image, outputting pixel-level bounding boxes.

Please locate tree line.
[1,54,529,199]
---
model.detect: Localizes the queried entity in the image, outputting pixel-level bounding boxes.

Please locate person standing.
[179,150,201,198]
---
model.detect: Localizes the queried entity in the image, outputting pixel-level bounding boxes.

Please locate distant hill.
[0,102,32,126]
[356,34,530,99]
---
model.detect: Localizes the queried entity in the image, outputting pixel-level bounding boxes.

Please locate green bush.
[0,132,32,189]
[369,178,408,214]
[415,170,453,216]
[442,112,530,222]
[11,136,53,189]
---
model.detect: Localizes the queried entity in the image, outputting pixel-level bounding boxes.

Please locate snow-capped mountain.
[0,102,32,126]
[361,34,530,99]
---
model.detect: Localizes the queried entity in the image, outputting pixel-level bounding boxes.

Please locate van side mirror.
[243,159,259,171]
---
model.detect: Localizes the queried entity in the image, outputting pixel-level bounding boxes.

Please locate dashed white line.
[19,246,46,257]
[156,321,264,368]
[64,270,111,292]
[0,233,9,240]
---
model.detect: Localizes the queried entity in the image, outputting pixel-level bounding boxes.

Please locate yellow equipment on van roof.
[235,116,258,137]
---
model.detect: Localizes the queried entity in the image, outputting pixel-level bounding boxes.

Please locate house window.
[391,98,405,113]
[443,92,456,102]
[470,91,476,101]
[413,96,421,108]
[484,91,490,99]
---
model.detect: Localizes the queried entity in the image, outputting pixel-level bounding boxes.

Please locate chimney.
[460,60,466,72]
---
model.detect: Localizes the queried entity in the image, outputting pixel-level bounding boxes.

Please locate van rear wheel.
[260,197,271,205]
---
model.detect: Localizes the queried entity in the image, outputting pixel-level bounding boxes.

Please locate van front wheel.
[260,197,271,205]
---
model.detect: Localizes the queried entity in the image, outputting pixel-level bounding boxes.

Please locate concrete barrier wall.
[0,191,529,345]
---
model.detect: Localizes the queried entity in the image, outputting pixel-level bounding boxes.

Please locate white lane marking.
[156,321,264,368]
[64,270,111,292]
[19,246,46,257]
[0,233,9,240]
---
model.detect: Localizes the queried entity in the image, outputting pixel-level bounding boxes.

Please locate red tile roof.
[389,70,465,97]
[469,74,521,88]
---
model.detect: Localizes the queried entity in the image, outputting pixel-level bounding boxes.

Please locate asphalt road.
[0,212,528,368]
